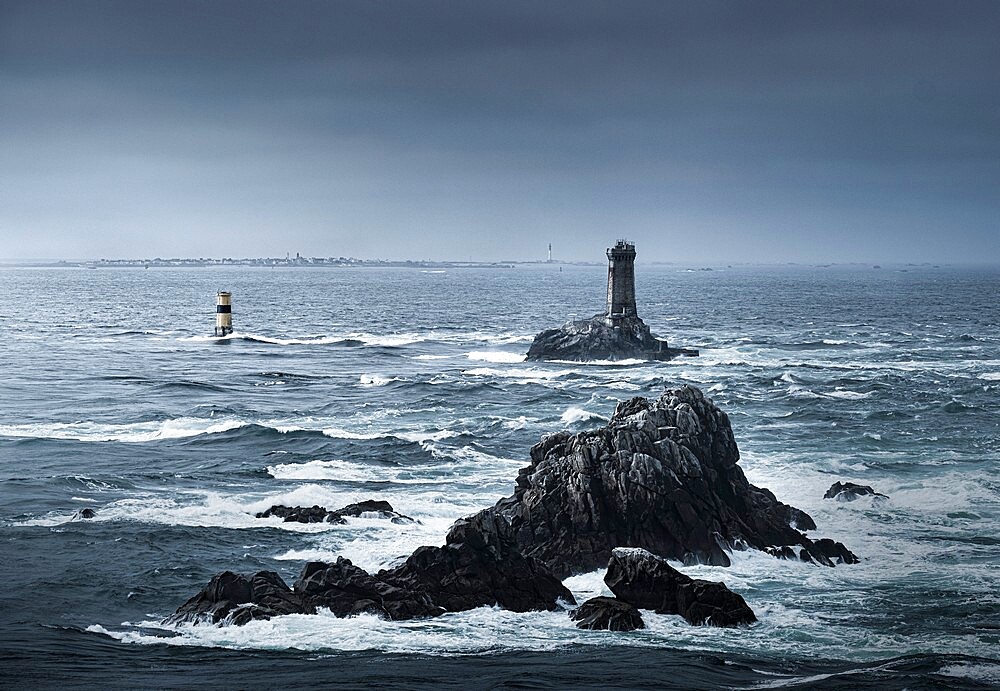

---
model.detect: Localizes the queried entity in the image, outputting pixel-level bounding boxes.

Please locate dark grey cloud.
[1,1,998,262]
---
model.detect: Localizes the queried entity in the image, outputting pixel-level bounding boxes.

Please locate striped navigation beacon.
[214,291,233,337]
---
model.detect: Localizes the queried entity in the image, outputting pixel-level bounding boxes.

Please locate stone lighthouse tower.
[606,240,638,323]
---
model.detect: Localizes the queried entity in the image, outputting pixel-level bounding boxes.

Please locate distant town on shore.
[3,254,590,269]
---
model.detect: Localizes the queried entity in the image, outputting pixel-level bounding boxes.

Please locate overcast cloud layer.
[1,1,998,263]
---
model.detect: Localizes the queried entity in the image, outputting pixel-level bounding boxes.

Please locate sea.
[1,264,998,689]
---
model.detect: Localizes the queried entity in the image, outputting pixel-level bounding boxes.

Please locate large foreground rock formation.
[168,386,855,628]
[454,385,857,577]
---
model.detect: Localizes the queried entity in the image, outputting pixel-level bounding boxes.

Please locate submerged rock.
[73,508,97,520]
[605,548,755,627]
[824,481,887,502]
[526,314,695,362]
[570,596,645,631]
[255,499,415,525]
[453,386,856,577]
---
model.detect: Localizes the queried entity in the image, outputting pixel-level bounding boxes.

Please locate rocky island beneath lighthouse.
[166,386,855,631]
[526,240,698,362]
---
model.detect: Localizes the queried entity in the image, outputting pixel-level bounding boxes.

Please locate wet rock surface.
[255,499,415,525]
[605,548,756,627]
[455,386,857,577]
[525,314,695,362]
[255,504,347,524]
[295,558,442,620]
[165,570,308,626]
[570,596,645,631]
[824,481,887,502]
[381,537,574,614]
[169,386,854,628]
[167,541,573,625]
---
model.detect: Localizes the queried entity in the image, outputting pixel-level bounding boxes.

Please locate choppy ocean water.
[1,264,998,689]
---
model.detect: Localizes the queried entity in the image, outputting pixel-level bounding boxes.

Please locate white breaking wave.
[359,374,403,387]
[826,389,873,400]
[559,406,608,425]
[465,351,527,364]
[0,417,247,443]
[463,367,576,381]
[548,358,648,366]
[180,331,427,347]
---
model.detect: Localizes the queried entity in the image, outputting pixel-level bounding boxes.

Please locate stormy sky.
[1,1,998,263]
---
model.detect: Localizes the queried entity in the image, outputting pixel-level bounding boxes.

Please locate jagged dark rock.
[454,386,856,577]
[808,538,861,565]
[824,481,887,502]
[170,386,855,629]
[294,558,442,620]
[380,540,574,614]
[255,504,346,524]
[167,542,573,626]
[334,499,416,524]
[605,548,755,627]
[255,500,414,525]
[164,570,308,626]
[526,314,694,362]
[570,596,645,631]
[73,508,97,520]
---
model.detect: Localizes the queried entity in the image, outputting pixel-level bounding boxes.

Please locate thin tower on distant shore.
[547,243,552,262]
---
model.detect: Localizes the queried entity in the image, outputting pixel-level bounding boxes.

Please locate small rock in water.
[570,596,645,631]
[824,481,887,502]
[73,508,97,520]
[333,499,416,524]
[255,504,346,524]
[605,547,756,627]
[254,499,415,524]
[164,570,308,626]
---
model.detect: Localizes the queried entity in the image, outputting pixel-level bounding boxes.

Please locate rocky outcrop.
[256,505,347,524]
[605,548,755,627]
[570,596,645,631]
[454,386,856,577]
[167,540,573,626]
[295,558,442,619]
[169,386,855,629]
[255,499,415,525]
[165,570,307,626]
[525,314,696,362]
[381,535,573,613]
[824,481,887,502]
[335,499,416,524]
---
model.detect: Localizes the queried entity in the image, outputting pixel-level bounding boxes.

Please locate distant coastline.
[0,258,976,270]
[0,257,528,270]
